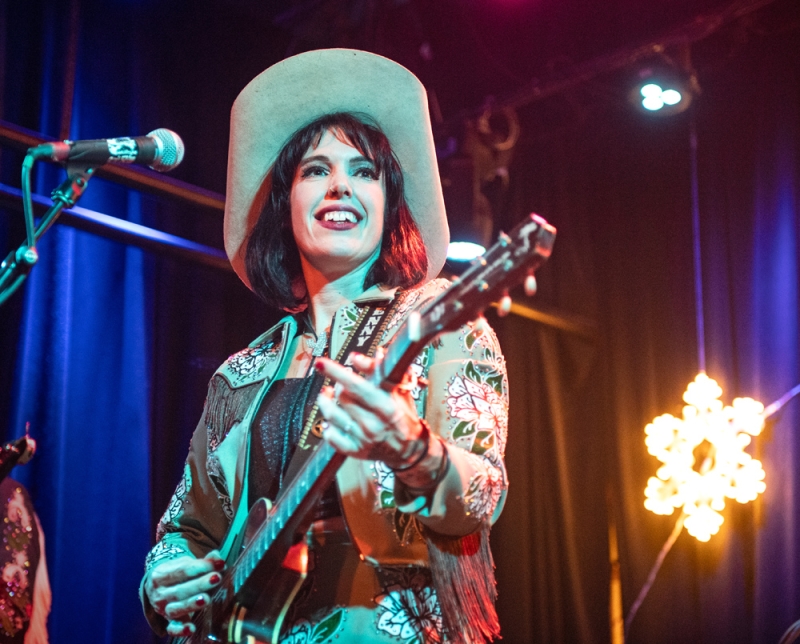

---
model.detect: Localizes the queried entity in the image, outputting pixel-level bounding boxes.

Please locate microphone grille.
[147,128,185,172]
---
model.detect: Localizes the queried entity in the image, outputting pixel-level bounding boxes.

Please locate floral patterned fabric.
[224,338,282,386]
[141,280,510,641]
[0,479,44,644]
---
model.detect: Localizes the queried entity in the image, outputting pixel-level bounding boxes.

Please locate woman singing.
[141,49,509,644]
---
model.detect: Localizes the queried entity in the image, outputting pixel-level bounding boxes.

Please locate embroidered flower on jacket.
[463,325,507,381]
[373,461,396,510]
[462,453,505,522]
[226,339,280,383]
[446,366,508,457]
[145,540,188,571]
[337,305,360,339]
[375,574,443,644]
[281,607,346,644]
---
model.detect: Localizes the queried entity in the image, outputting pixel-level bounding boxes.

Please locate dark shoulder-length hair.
[245,112,428,311]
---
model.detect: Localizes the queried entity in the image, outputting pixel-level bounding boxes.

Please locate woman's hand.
[314,353,425,468]
[144,551,225,638]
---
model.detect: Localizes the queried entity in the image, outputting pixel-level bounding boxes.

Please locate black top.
[247,374,341,521]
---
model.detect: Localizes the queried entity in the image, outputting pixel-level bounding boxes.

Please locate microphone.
[29,128,185,172]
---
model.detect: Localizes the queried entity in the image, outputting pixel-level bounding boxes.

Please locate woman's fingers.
[164,584,213,620]
[314,355,425,464]
[166,620,196,638]
[349,352,377,375]
[315,357,395,421]
[150,552,223,589]
[147,553,225,619]
[317,394,366,454]
[162,571,221,610]
[317,383,394,442]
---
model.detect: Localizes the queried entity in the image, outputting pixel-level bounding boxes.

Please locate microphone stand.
[0,153,95,306]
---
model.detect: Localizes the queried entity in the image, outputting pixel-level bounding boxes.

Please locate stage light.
[639,83,685,111]
[446,241,486,261]
[630,65,695,116]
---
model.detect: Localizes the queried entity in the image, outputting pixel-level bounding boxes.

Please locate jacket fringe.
[425,523,501,644]
[203,375,262,447]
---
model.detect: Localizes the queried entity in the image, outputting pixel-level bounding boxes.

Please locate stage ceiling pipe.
[0,183,230,272]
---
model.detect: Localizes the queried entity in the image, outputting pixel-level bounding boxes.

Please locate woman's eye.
[355,166,379,180]
[300,164,327,178]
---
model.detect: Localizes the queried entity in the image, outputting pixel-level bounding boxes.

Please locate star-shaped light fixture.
[643,373,766,542]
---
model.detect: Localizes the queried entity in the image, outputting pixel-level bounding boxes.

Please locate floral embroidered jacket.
[140,279,509,635]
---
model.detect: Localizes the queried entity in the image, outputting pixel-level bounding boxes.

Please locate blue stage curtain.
[2,3,157,642]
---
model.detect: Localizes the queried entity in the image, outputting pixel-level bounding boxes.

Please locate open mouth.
[314,207,362,228]
[317,210,359,223]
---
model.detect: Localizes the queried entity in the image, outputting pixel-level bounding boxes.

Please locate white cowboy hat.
[224,48,449,288]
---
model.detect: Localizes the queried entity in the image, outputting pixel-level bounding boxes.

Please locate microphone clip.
[52,164,96,208]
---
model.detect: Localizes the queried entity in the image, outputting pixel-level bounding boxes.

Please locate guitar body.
[171,498,309,644]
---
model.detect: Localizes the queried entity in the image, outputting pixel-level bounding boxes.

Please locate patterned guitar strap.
[281,298,398,485]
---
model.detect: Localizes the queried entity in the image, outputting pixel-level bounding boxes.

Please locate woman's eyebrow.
[299,154,330,165]
[298,153,375,167]
[348,155,374,166]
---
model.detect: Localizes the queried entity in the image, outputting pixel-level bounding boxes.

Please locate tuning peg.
[498,292,512,317]
[524,273,537,297]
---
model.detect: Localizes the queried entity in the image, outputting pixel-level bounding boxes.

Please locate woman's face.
[291,129,386,277]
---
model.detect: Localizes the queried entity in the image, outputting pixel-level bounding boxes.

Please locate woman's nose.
[327,172,351,198]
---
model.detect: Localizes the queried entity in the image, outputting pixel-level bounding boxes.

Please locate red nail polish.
[213,558,225,571]
[210,573,221,584]
[314,359,325,371]
[196,596,206,607]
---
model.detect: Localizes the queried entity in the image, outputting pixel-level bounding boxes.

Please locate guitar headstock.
[381,213,556,384]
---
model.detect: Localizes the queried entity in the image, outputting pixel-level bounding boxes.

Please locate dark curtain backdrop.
[0,1,798,643]
[489,26,799,643]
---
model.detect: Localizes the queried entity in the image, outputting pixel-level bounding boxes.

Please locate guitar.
[172,213,556,643]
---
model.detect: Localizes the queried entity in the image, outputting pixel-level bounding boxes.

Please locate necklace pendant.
[307,331,328,357]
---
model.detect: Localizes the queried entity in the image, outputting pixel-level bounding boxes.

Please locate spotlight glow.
[640,83,663,98]
[638,83,684,112]
[642,96,665,111]
[662,89,682,105]
[447,241,486,261]
[643,373,766,542]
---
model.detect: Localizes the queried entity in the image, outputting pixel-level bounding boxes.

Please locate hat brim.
[224,48,449,289]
